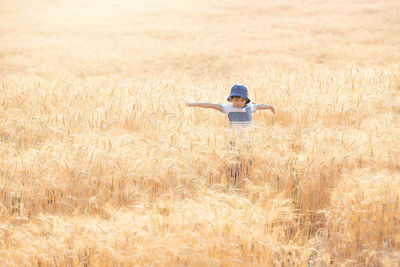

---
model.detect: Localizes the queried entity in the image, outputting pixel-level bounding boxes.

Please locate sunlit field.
[1,0,400,265]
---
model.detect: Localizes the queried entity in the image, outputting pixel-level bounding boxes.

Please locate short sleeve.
[250,103,257,112]
[220,104,232,113]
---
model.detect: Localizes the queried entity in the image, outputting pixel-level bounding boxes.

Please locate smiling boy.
[186,84,275,126]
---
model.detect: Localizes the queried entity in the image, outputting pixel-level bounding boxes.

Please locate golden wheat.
[0,0,399,265]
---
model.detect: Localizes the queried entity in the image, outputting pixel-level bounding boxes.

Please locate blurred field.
[1,0,400,265]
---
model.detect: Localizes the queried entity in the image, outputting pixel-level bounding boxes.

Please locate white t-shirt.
[220,103,258,113]
[220,103,258,125]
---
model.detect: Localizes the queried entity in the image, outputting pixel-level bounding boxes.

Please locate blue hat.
[227,84,251,104]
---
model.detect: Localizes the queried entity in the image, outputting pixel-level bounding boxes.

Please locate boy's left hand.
[270,106,275,115]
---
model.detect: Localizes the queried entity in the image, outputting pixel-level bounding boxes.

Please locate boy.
[186,84,275,186]
[186,84,275,125]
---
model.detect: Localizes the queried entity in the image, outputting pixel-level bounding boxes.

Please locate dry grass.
[1,0,400,265]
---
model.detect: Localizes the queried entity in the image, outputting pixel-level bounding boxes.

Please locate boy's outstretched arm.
[256,104,275,114]
[185,103,222,112]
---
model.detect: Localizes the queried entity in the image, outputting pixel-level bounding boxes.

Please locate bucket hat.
[227,84,251,104]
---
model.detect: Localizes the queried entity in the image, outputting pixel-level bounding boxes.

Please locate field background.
[1,0,400,265]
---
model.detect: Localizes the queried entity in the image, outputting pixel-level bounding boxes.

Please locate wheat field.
[1,0,400,265]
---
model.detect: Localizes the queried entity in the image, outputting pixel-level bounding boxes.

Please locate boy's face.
[230,96,247,108]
